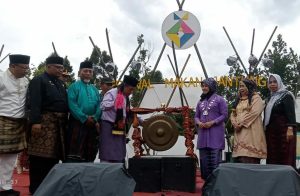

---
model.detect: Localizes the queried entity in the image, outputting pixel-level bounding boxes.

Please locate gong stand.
[130,106,197,160]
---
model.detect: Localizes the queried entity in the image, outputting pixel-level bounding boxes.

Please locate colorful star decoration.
[166,12,195,48]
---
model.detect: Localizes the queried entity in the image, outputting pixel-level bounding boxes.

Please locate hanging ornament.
[262,58,274,68]
[226,56,237,66]
[248,55,258,67]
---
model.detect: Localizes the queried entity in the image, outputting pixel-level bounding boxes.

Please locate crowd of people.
[195,76,297,180]
[0,53,298,195]
[0,54,138,196]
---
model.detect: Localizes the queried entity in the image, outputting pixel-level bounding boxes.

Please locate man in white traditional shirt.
[0,54,30,196]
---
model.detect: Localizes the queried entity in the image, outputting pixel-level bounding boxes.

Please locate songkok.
[123,75,139,87]
[201,77,217,93]
[100,77,113,84]
[9,54,30,64]
[46,56,64,65]
[80,61,93,69]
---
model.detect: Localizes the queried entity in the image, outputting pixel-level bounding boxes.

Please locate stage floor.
[12,169,204,196]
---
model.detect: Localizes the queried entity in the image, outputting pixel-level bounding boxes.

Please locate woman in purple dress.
[195,78,228,180]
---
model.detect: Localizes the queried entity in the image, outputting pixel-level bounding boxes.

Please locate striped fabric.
[0,116,27,153]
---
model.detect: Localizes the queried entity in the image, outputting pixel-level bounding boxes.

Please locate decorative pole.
[0,44,4,58]
[257,26,278,64]
[171,42,184,107]
[182,107,197,159]
[106,28,114,62]
[88,36,106,66]
[194,44,208,79]
[52,42,58,56]
[137,43,166,107]
[166,54,191,107]
[0,53,10,64]
[250,28,255,56]
[223,26,249,75]
[117,43,142,82]
[132,113,144,157]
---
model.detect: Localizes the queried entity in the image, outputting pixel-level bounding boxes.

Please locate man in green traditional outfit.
[65,61,100,162]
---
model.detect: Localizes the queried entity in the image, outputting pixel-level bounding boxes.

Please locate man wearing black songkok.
[27,56,68,194]
[98,75,139,163]
[0,54,30,196]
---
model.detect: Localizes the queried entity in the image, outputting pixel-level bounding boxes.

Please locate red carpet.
[12,170,31,196]
[13,169,204,196]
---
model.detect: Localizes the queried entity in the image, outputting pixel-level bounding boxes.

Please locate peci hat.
[100,77,113,84]
[9,54,30,65]
[46,56,64,65]
[123,75,139,87]
[80,61,93,69]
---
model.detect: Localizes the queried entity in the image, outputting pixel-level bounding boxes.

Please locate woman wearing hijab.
[264,74,296,168]
[194,78,228,180]
[230,79,267,163]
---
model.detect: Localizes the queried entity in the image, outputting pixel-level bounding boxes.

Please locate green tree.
[290,48,300,95]
[63,56,75,81]
[32,61,46,77]
[220,34,300,135]
[129,34,164,107]
[32,53,76,84]
[32,53,56,77]
[88,46,115,86]
[265,34,298,94]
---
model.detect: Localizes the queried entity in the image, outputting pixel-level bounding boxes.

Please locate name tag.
[112,130,125,135]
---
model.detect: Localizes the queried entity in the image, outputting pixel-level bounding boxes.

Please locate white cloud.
[0,0,299,78]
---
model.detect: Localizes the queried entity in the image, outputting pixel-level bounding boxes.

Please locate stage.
[12,169,205,196]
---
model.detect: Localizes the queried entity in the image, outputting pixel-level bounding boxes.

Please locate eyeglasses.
[51,65,64,70]
[15,64,29,70]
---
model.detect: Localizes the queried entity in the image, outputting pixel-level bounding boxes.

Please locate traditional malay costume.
[0,54,30,196]
[194,77,228,180]
[66,61,100,162]
[231,79,267,163]
[99,75,138,163]
[264,74,297,168]
[27,56,68,194]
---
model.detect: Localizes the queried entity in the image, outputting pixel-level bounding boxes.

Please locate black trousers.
[29,155,59,194]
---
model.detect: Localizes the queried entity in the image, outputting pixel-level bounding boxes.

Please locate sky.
[1,0,300,79]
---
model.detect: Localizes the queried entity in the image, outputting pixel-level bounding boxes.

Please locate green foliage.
[31,53,76,83]
[63,56,75,81]
[265,34,299,95]
[88,46,115,86]
[165,110,196,136]
[129,34,164,107]
[32,61,46,78]
[220,34,300,135]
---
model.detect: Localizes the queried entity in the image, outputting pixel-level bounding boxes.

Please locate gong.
[142,114,179,151]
